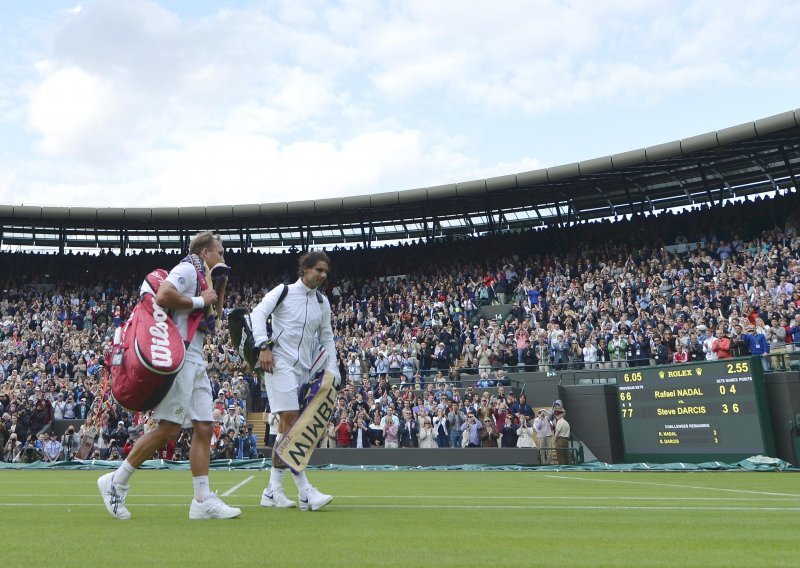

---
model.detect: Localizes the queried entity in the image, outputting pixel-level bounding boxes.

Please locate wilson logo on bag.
[109,269,186,411]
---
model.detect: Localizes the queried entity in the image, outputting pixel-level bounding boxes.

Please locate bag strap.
[266,284,289,339]
[278,284,289,307]
[185,267,209,344]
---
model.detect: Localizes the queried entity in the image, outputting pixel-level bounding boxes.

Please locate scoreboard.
[617,356,774,462]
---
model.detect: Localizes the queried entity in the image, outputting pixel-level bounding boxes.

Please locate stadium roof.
[3,109,800,252]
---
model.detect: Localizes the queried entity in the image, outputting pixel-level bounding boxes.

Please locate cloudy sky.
[1,0,799,208]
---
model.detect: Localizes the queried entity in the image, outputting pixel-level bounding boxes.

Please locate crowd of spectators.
[2,192,800,460]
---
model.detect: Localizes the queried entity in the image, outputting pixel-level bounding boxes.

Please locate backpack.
[108,269,196,411]
[229,284,323,371]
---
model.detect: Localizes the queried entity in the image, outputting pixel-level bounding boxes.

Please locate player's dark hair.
[298,251,330,276]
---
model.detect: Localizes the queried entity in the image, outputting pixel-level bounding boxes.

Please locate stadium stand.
[2,191,800,460]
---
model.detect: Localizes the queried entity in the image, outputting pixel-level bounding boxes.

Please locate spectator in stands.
[702,326,718,361]
[476,371,494,388]
[688,332,705,362]
[712,329,733,360]
[609,331,627,369]
[63,395,76,420]
[53,393,66,420]
[368,412,384,447]
[633,333,652,367]
[233,426,255,459]
[448,402,464,448]
[213,432,235,459]
[110,420,129,447]
[479,417,500,448]
[515,326,529,364]
[768,317,788,370]
[554,409,572,465]
[534,409,553,462]
[61,426,79,460]
[74,397,89,420]
[728,325,749,358]
[582,338,598,369]
[460,410,481,447]
[493,368,510,386]
[516,416,535,449]
[398,408,419,448]
[475,342,492,376]
[320,419,335,449]
[500,414,518,448]
[653,336,669,365]
[346,353,361,384]
[432,408,449,448]
[673,344,688,364]
[568,339,583,370]
[29,399,51,435]
[510,394,533,421]
[4,433,20,462]
[418,418,437,448]
[350,410,371,449]
[335,416,352,448]
[742,324,770,371]
[787,314,800,352]
[595,338,611,368]
[476,394,493,424]
[43,432,62,462]
[122,437,135,459]
[382,413,398,448]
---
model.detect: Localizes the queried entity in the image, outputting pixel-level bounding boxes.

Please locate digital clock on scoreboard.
[616,356,774,462]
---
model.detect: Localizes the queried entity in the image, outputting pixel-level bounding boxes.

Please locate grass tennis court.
[1,469,797,567]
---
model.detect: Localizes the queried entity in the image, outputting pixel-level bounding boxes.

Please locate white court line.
[222,475,254,497]
[2,494,192,498]
[544,474,800,497]
[3,494,798,501]
[0,502,798,512]
[332,495,799,501]
[334,504,800,511]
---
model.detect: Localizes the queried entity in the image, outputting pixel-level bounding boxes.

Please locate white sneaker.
[298,486,332,511]
[260,488,297,508]
[189,492,242,520]
[97,472,131,520]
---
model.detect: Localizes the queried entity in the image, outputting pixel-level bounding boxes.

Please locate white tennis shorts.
[264,364,308,413]
[153,359,213,426]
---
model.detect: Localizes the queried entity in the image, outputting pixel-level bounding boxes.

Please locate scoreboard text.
[617,357,773,462]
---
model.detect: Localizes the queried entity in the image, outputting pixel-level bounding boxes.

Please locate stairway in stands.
[246,412,267,444]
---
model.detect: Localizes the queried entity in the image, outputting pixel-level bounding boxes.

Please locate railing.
[537,438,584,465]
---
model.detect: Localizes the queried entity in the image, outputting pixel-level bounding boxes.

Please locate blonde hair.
[189,231,222,255]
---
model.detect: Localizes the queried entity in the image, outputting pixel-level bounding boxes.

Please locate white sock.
[193,476,212,502]
[112,460,136,485]
[268,467,286,491]
[292,470,310,494]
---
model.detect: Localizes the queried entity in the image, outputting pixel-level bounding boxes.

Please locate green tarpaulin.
[0,456,795,472]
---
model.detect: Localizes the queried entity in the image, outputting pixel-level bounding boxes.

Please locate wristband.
[191,296,205,310]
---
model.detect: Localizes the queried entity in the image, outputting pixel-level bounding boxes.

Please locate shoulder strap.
[276,284,289,308]
[266,284,289,339]
[316,290,324,303]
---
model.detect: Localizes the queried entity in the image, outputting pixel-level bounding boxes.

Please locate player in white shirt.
[250,251,340,511]
[98,231,240,520]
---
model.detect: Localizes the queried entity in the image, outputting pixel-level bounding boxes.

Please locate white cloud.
[142,128,475,206]
[4,0,800,211]
[28,66,118,157]
[360,0,800,114]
